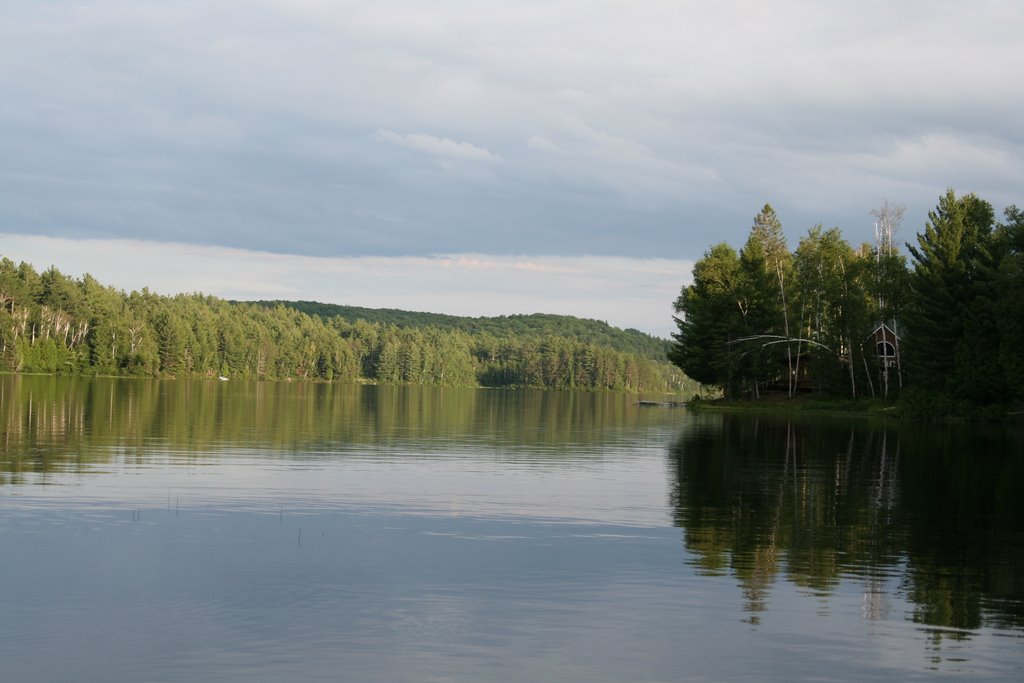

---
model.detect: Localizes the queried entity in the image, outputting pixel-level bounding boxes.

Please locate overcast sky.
[2,1,1021,335]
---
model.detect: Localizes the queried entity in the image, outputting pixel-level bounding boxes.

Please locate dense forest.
[670,190,1024,414]
[246,301,670,360]
[0,258,694,394]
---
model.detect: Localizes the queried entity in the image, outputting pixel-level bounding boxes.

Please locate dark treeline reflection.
[669,414,1024,632]
[0,375,664,482]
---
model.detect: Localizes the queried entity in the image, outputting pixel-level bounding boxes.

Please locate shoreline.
[686,395,1023,424]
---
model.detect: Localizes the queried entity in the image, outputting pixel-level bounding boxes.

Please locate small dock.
[637,400,688,407]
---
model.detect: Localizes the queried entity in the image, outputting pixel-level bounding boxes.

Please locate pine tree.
[739,204,794,396]
[995,206,1024,404]
[905,190,997,399]
[669,243,747,397]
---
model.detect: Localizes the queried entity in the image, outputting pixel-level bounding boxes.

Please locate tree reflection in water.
[668,413,1023,636]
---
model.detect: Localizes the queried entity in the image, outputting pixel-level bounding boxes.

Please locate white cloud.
[1,1,1020,259]
[375,129,502,164]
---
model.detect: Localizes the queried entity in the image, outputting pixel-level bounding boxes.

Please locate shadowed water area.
[1,376,1021,682]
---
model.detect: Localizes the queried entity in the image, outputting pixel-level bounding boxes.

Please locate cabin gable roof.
[868,323,900,344]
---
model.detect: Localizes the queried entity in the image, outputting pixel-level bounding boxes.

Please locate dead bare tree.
[871,200,904,260]
[870,200,906,397]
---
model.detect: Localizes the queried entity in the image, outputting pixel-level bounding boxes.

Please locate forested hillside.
[670,191,1024,413]
[247,301,670,360]
[0,259,694,394]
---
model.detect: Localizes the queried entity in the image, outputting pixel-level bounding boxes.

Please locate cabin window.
[876,341,896,357]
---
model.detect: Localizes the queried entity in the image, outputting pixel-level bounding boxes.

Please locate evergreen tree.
[995,206,1024,404]
[152,310,189,376]
[669,243,747,397]
[738,205,794,396]
[905,190,998,400]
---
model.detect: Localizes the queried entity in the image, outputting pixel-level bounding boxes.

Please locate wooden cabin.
[869,323,900,368]
[869,322,902,396]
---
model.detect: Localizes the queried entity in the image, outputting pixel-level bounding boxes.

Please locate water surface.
[1,377,1021,681]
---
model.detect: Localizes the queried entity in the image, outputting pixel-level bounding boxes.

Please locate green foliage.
[19,337,66,373]
[669,243,746,396]
[793,227,848,390]
[995,206,1024,404]
[248,301,671,360]
[672,190,1023,414]
[905,190,998,396]
[902,190,1021,407]
[670,207,880,400]
[0,257,692,393]
[738,205,795,393]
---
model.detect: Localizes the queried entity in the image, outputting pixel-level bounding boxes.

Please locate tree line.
[670,190,1024,413]
[0,258,695,393]
[248,301,671,360]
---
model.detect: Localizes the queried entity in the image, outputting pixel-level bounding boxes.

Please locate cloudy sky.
[2,1,1021,336]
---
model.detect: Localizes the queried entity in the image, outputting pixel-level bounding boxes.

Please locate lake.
[1,376,1021,682]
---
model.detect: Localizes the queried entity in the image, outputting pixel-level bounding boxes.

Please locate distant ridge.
[247,300,670,361]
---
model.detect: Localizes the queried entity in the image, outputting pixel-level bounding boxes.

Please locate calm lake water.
[1,376,1021,682]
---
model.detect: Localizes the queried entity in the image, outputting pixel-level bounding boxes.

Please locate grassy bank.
[688,393,1024,423]
[687,394,895,418]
